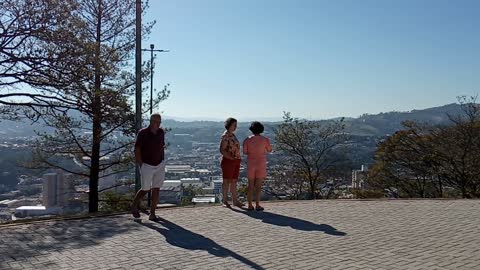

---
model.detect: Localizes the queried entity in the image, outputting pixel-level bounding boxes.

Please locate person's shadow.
[137,218,265,270]
[231,208,347,236]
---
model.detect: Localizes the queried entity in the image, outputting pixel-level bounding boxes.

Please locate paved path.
[1,200,479,269]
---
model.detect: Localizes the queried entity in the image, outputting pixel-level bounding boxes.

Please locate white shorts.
[140,161,166,191]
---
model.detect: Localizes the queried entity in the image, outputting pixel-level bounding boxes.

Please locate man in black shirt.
[131,114,166,221]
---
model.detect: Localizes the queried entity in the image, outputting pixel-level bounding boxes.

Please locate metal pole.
[147,44,153,207]
[150,44,154,115]
[135,0,142,192]
[139,44,168,207]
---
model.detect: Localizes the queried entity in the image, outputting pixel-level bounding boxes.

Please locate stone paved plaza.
[0,200,479,270]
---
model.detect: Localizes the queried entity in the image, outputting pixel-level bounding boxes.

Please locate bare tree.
[275,112,347,199]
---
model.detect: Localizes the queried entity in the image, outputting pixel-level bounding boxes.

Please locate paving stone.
[0,200,480,269]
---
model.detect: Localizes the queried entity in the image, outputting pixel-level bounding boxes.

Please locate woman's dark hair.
[249,121,264,134]
[224,117,237,130]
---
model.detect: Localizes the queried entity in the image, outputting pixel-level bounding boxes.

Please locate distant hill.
[0,103,468,138]
[164,103,465,137]
[342,103,464,136]
[0,119,50,138]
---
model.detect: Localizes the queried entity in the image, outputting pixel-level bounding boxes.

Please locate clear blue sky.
[144,0,480,120]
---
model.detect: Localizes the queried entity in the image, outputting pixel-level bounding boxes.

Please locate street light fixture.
[142,44,169,115]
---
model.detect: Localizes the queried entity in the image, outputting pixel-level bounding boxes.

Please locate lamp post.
[141,44,168,206]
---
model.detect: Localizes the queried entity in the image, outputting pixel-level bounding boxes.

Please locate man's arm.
[162,128,166,149]
[134,130,143,166]
[135,146,142,167]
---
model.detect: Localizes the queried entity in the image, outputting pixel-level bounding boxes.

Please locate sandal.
[223,202,232,209]
[131,207,140,218]
[255,206,264,211]
[149,215,161,221]
[247,206,255,211]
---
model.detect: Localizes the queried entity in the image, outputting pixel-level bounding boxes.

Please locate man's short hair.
[224,117,237,130]
[249,121,264,134]
[150,113,161,121]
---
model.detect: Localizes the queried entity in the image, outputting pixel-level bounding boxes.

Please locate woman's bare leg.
[255,178,264,208]
[247,178,255,209]
[222,179,231,206]
[230,179,243,207]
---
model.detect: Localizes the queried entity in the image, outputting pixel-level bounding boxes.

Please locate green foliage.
[237,183,248,198]
[368,97,480,198]
[99,191,133,213]
[180,197,192,207]
[181,185,204,206]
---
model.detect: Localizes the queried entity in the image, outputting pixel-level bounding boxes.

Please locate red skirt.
[221,157,241,180]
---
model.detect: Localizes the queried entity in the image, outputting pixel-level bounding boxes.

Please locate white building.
[212,179,223,194]
[14,206,61,218]
[163,180,182,188]
[192,195,216,204]
[193,169,210,174]
[180,177,201,183]
[165,165,192,174]
[42,172,74,208]
[0,199,38,209]
[0,199,20,208]
[181,178,203,189]
[352,165,368,189]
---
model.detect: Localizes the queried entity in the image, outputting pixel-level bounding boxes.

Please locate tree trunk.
[309,179,315,200]
[461,185,468,199]
[297,182,302,200]
[89,119,101,212]
[437,177,443,198]
[89,0,103,213]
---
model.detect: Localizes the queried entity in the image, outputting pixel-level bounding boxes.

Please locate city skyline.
[144,0,480,120]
